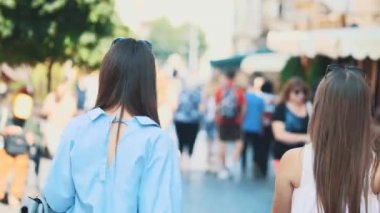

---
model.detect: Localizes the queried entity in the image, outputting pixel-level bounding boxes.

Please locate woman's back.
[44,108,181,213]
[291,144,380,213]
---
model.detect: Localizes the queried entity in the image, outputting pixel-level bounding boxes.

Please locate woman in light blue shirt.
[44,38,182,213]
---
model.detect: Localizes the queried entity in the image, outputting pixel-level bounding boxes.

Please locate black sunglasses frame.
[111,37,152,50]
[325,64,375,117]
[292,89,306,95]
[325,64,367,79]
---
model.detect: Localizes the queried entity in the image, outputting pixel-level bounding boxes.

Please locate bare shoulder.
[279,148,303,188]
[281,148,303,162]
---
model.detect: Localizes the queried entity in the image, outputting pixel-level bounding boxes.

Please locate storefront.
[267,27,380,121]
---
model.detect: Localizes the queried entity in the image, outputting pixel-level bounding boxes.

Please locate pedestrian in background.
[44,38,181,212]
[272,77,310,173]
[258,79,277,177]
[241,74,265,177]
[215,71,245,180]
[174,77,201,170]
[75,76,87,114]
[273,65,380,213]
[41,82,76,156]
[0,90,34,207]
[201,75,219,171]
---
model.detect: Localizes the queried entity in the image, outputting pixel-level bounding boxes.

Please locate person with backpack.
[215,71,246,179]
[0,90,35,207]
[174,78,201,168]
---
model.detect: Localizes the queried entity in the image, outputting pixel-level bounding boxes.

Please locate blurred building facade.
[231,0,380,120]
[233,0,263,53]
[232,0,380,53]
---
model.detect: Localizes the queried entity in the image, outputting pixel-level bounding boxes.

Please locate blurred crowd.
[0,62,377,210]
[0,64,313,208]
[169,68,312,181]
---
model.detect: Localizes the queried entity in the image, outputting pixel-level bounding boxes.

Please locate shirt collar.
[88,107,105,121]
[134,116,159,127]
[87,107,159,127]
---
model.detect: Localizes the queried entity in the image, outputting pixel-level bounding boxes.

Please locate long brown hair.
[95,38,159,125]
[95,38,160,150]
[281,77,309,103]
[309,68,373,213]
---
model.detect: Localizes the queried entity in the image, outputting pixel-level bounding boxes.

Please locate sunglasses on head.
[292,89,305,95]
[111,37,152,50]
[325,64,366,79]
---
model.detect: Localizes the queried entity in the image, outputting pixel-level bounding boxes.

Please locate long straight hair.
[95,38,160,143]
[309,69,373,213]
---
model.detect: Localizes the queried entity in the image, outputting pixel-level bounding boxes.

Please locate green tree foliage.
[280,57,306,87]
[0,0,129,91]
[148,17,207,62]
[0,0,128,68]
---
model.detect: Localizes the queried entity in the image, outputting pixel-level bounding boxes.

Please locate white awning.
[321,0,380,13]
[267,27,380,60]
[240,53,290,73]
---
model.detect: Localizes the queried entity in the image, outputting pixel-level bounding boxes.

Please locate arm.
[25,132,34,146]
[2,125,23,136]
[373,161,380,194]
[139,133,182,213]
[239,90,247,120]
[272,149,302,213]
[44,124,75,212]
[272,121,308,144]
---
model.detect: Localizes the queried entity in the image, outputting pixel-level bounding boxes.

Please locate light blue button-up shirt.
[44,107,182,213]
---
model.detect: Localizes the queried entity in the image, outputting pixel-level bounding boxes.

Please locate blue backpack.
[176,89,200,121]
[219,87,239,120]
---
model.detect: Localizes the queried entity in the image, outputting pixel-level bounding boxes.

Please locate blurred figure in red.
[215,71,246,179]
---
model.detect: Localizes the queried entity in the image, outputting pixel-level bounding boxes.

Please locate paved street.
[180,130,275,213]
[183,172,274,213]
[0,129,275,213]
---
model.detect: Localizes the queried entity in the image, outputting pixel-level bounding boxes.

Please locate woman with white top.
[273,64,380,213]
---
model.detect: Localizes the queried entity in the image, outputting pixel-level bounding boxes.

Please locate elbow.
[272,130,282,142]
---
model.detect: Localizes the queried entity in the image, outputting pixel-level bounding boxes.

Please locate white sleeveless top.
[291,144,380,213]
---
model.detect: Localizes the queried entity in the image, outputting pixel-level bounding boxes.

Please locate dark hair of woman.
[95,38,160,143]
[281,77,309,103]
